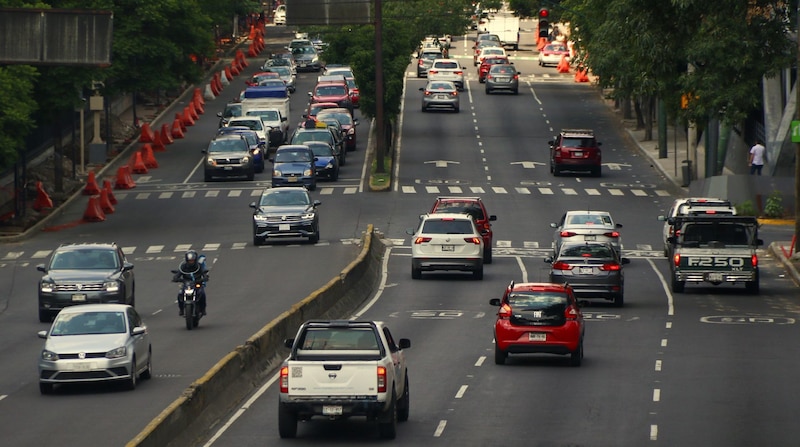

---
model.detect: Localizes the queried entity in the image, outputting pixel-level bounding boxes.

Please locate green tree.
[0,66,39,170]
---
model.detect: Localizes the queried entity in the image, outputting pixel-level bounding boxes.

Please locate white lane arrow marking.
[510,161,546,168]
[424,160,461,168]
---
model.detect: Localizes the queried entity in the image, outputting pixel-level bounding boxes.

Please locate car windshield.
[316,85,346,96]
[317,112,352,125]
[49,249,118,269]
[309,144,334,157]
[229,119,263,131]
[490,65,516,74]
[50,311,127,336]
[434,61,459,69]
[266,59,291,67]
[222,104,242,118]
[566,214,612,226]
[483,48,504,55]
[275,150,312,163]
[293,132,332,144]
[680,223,751,247]
[508,292,568,311]
[562,137,596,148]
[546,45,567,52]
[422,52,443,60]
[260,80,286,88]
[560,244,615,258]
[268,67,291,76]
[209,139,246,152]
[247,110,280,121]
[260,190,310,206]
[421,219,474,234]
[427,82,455,91]
[292,46,316,55]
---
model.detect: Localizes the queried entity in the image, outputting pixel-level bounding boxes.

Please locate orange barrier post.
[140,144,159,169]
[102,179,118,204]
[181,107,196,127]
[138,122,155,143]
[557,55,570,73]
[115,166,136,189]
[171,118,185,139]
[160,123,174,145]
[83,171,102,195]
[32,181,54,211]
[247,42,258,58]
[83,196,106,222]
[230,59,241,76]
[175,112,187,132]
[193,87,205,105]
[224,66,234,83]
[152,130,166,152]
[131,151,149,174]
[99,188,115,214]
[237,50,248,67]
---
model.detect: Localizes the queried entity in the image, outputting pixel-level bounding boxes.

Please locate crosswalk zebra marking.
[515,187,531,194]
[470,186,486,194]
[146,245,164,254]
[585,188,601,195]
[448,186,463,194]
[631,189,648,197]
[232,242,247,250]
[425,186,440,194]
[136,193,151,200]
[32,250,52,259]
[655,190,670,197]
[402,186,415,193]
[228,190,242,198]
[320,188,334,195]
[344,187,358,194]
[523,241,540,248]
[202,243,221,251]
[562,188,577,195]
[609,189,624,196]
[492,186,507,194]
[496,240,512,247]
[182,191,196,199]
[159,192,173,199]
[539,187,553,194]
[205,191,219,198]
[175,244,192,252]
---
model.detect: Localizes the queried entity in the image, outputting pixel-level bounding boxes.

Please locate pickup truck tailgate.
[288,361,378,397]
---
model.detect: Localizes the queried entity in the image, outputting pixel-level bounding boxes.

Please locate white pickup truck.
[243,107,288,147]
[278,320,411,439]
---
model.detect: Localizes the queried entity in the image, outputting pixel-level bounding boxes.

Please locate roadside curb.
[768,241,800,287]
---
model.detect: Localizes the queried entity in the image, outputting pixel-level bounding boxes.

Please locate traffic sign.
[792,120,800,143]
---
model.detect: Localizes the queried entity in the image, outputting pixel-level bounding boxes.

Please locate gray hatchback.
[420,80,460,113]
[485,64,520,95]
[545,242,630,307]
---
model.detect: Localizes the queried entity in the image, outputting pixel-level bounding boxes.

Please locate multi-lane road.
[1,25,799,447]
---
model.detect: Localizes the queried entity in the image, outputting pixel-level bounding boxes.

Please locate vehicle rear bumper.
[674,270,757,283]
[413,257,482,272]
[280,398,387,418]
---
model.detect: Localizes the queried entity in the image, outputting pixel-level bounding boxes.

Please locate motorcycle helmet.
[185,250,198,265]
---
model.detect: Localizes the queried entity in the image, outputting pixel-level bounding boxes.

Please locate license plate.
[583,235,596,241]
[322,405,342,415]
[68,362,94,371]
[707,272,724,282]
[573,151,583,157]
[72,294,87,302]
[441,245,455,251]
[279,224,290,231]
[528,333,546,341]
[435,95,447,99]
[224,166,232,170]
[288,177,298,182]
[300,63,306,67]
[580,267,594,274]
[496,77,509,82]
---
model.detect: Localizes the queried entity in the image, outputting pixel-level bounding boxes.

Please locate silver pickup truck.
[278,320,411,439]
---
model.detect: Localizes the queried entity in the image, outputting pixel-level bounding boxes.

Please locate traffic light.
[538,8,550,39]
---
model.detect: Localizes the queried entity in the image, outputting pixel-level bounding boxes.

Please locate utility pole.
[796,4,800,250]
[374,0,385,173]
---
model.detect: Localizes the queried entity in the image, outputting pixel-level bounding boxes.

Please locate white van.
[273,5,286,25]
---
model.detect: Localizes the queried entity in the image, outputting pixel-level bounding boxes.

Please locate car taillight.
[429,70,438,75]
[414,237,432,244]
[752,254,758,267]
[486,75,493,80]
[604,231,620,238]
[464,237,482,244]
[565,306,579,320]
[600,263,621,271]
[451,91,458,96]
[424,91,433,96]
[560,231,576,237]
[418,59,424,66]
[498,303,512,318]
[377,366,387,393]
[674,229,681,237]
[455,70,463,75]
[673,253,681,267]
[513,74,519,80]
[552,261,573,270]
[280,366,289,393]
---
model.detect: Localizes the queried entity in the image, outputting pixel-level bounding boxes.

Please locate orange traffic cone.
[151,130,166,152]
[193,87,205,105]
[537,37,548,51]
[247,42,258,58]
[575,67,589,83]
[230,60,241,76]
[188,101,199,120]
[193,95,205,115]
[140,144,159,169]
[83,196,106,222]
[114,166,136,189]
[181,107,196,127]
[224,66,234,82]
[160,124,174,145]
[557,55,570,73]
[83,171,102,195]
[102,180,118,204]
[214,73,223,93]
[32,181,54,211]
[237,50,248,67]
[171,118,185,139]
[210,78,220,96]
[139,122,155,143]
[99,188,115,214]
[130,151,149,174]
[248,25,256,41]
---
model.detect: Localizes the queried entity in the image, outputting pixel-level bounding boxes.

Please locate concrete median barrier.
[126,225,387,447]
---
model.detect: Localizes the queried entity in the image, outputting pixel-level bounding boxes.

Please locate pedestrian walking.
[749,139,766,175]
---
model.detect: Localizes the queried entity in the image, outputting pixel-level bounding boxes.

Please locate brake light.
[424,91,433,96]
[452,91,458,96]
[280,366,289,393]
[560,231,576,237]
[418,59,424,66]
[464,237,482,244]
[377,366,387,393]
[414,237,432,244]
[552,261,573,270]
[674,229,681,237]
[498,303,512,318]
[455,70,463,75]
[752,254,758,267]
[513,74,519,80]
[600,263,621,271]
[565,306,579,320]
[429,69,438,75]
[604,231,620,238]
[705,210,716,214]
[486,75,492,80]
[673,253,681,267]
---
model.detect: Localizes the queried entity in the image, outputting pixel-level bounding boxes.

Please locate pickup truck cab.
[279,320,411,439]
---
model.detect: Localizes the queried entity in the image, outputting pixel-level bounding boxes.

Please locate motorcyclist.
[172,250,209,316]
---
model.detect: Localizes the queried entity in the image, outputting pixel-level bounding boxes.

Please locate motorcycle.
[172,255,208,330]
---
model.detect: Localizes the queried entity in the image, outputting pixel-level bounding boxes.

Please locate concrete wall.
[125,225,387,447]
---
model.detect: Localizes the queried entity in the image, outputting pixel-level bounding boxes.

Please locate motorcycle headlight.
[104,281,120,292]
[252,147,261,155]
[303,168,313,176]
[106,346,127,359]
[42,350,59,361]
[273,169,282,176]
[348,128,355,135]
[40,282,54,293]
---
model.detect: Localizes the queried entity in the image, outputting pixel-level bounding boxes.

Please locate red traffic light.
[538,8,549,18]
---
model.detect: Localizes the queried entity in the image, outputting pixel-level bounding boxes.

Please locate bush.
[764,190,785,218]
[735,200,757,216]
[369,155,391,190]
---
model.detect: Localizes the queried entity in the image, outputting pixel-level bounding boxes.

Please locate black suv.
[37,243,135,322]
[549,129,602,177]
[203,135,255,181]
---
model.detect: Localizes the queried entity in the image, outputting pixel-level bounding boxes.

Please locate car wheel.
[746,273,759,294]
[549,163,554,174]
[614,292,624,307]
[538,60,543,66]
[485,88,491,94]
[278,402,298,438]
[39,382,54,395]
[569,340,583,367]
[483,247,492,264]
[308,181,316,191]
[397,374,410,422]
[473,266,483,280]
[671,276,685,293]
[479,78,484,84]
[513,88,519,95]
[421,105,427,112]
[124,357,137,391]
[494,344,507,365]
[204,173,212,182]
[340,150,346,165]
[247,170,255,181]
[592,166,601,177]
[377,391,397,439]
[309,227,320,244]
[454,106,460,113]
[39,309,51,323]
[553,166,561,176]
[141,348,152,380]
[411,265,422,280]
[253,234,263,246]
[331,168,339,181]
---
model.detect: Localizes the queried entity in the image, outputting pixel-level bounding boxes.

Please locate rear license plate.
[528,333,546,341]
[72,294,87,302]
[496,77,509,82]
[580,267,594,274]
[435,95,447,99]
[573,151,583,157]
[583,235,596,241]
[322,405,342,416]
[279,224,290,231]
[441,245,455,251]
[707,272,724,282]
[288,177,298,182]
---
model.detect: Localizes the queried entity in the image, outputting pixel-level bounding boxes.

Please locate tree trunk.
[643,96,654,141]
[634,97,645,130]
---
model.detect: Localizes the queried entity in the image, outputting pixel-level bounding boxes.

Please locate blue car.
[216,127,266,173]
[306,141,339,181]
[271,145,317,191]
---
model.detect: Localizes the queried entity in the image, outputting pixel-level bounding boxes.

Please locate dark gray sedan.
[485,64,520,95]
[545,242,629,307]
[420,80,460,113]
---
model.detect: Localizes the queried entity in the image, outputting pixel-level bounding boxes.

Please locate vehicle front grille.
[54,283,105,292]
[214,158,243,165]
[265,215,303,223]
[58,352,107,359]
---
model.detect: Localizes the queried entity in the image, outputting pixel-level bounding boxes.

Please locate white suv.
[273,5,286,25]
[427,59,466,90]
[407,213,484,280]
[658,198,736,256]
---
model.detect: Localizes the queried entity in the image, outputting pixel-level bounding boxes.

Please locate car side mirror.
[548,140,554,146]
[549,222,558,228]
[757,238,764,246]
[621,258,631,265]
[354,119,359,126]
[122,262,134,271]
[667,236,677,244]
[216,112,222,117]
[616,223,623,228]
[313,200,321,206]
[399,338,411,349]
[544,257,553,263]
[419,87,424,91]
[489,215,497,221]
[201,150,207,154]
[37,264,46,272]
[249,202,257,209]
[284,338,294,348]
[657,215,667,221]
[598,142,603,146]
[406,228,415,235]
[131,327,146,336]
[38,330,48,339]
[302,114,308,118]
[489,298,501,306]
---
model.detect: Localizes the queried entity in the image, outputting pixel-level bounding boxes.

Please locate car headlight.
[348,128,355,135]
[273,169,282,176]
[41,350,59,361]
[312,57,319,64]
[242,156,251,164]
[303,168,313,176]
[326,162,334,169]
[301,212,316,220]
[104,281,120,292]
[40,282,54,293]
[207,158,217,166]
[253,214,267,222]
[106,346,127,359]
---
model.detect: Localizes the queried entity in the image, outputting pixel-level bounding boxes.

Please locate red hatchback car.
[549,128,603,177]
[430,196,496,264]
[490,281,584,366]
[478,56,510,83]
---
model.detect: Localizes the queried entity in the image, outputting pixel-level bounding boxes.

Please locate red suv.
[490,281,584,366]
[430,196,496,264]
[549,129,602,177]
[309,78,353,115]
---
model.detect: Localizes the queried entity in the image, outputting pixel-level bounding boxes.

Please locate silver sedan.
[485,64,520,94]
[420,80,460,112]
[545,242,629,307]
[38,304,152,393]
